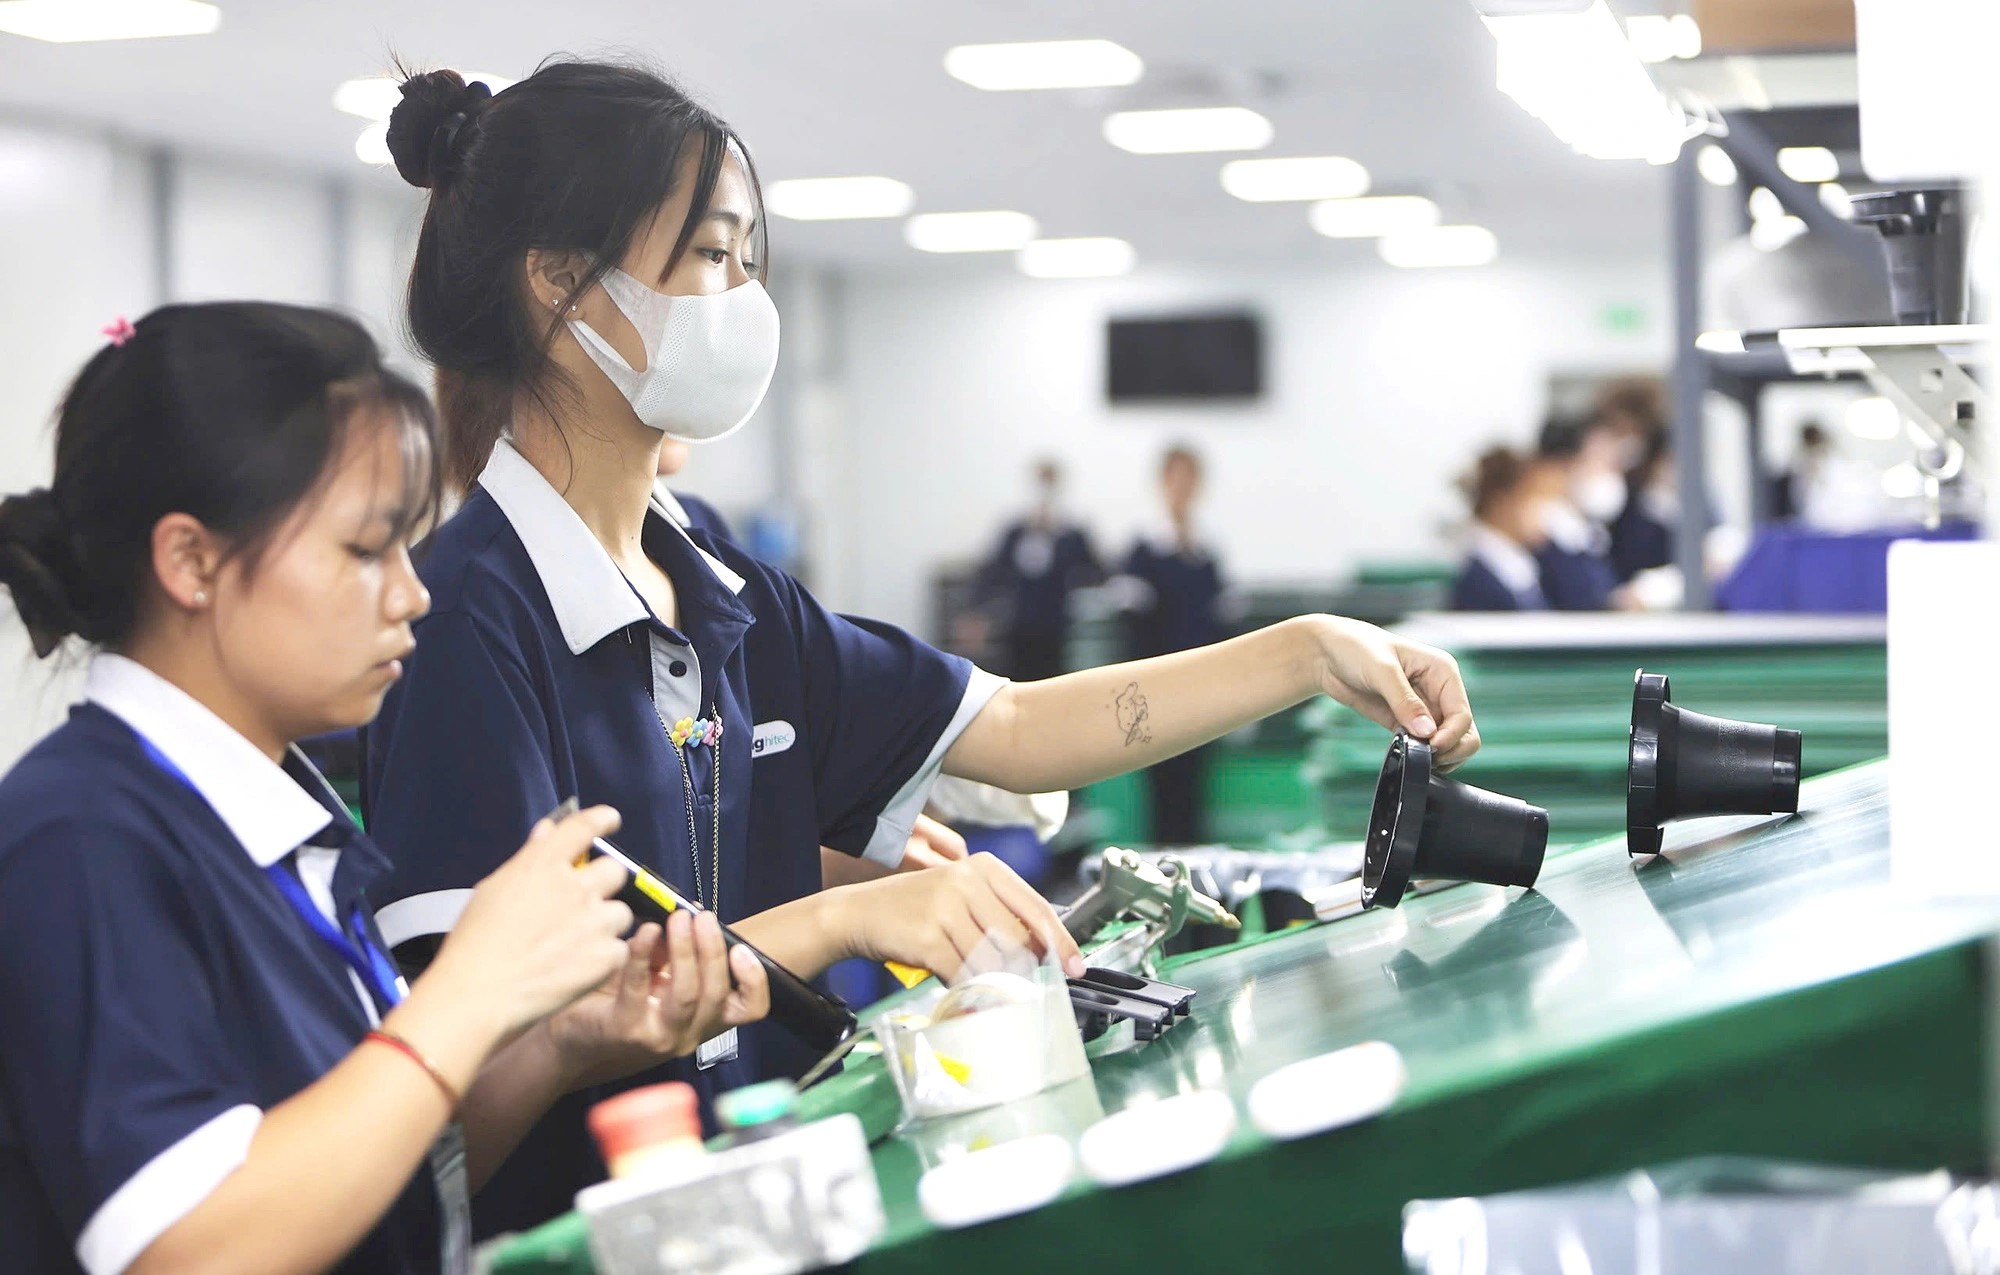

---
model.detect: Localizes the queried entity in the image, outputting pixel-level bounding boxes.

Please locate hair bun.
[386,69,493,190]
[0,488,86,658]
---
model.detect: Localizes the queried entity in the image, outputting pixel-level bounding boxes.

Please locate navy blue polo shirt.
[0,656,447,1275]
[1453,528,1549,612]
[362,441,999,1237]
[976,519,1104,637]
[653,484,736,544]
[1536,543,1619,610]
[1121,531,1226,659]
[1610,494,1674,582]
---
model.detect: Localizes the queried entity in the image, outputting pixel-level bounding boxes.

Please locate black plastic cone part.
[1627,670,1803,857]
[1362,734,1550,910]
[1849,188,1969,326]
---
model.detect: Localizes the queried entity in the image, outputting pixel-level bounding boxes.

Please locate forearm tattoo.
[1114,682,1153,747]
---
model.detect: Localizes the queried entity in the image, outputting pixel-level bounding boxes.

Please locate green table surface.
[854,759,1996,1272]
[489,759,1998,1274]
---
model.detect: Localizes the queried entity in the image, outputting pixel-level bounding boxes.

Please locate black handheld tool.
[553,799,857,1054]
[1067,969,1197,1043]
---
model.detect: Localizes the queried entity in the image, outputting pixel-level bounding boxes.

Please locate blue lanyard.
[133,733,404,1012]
[261,861,404,1012]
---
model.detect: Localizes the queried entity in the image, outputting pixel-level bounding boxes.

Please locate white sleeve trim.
[374,888,476,949]
[76,1103,262,1275]
[859,668,1009,868]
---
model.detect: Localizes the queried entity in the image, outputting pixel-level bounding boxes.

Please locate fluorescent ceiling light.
[1624,13,1701,63]
[1378,224,1499,268]
[0,0,218,41]
[1750,214,1807,252]
[1221,156,1370,202]
[335,72,515,122]
[1747,186,1784,222]
[1845,396,1902,441]
[1483,1,1687,162]
[1776,146,1839,183]
[1104,107,1272,155]
[1018,237,1135,278]
[1309,195,1440,239]
[945,39,1142,91]
[1820,181,1852,218]
[1697,144,1737,187]
[1881,462,1924,500]
[767,176,914,221]
[905,210,1039,253]
[355,121,392,166]
[1695,330,1746,354]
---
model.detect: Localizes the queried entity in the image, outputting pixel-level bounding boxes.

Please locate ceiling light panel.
[767,177,915,221]
[0,0,219,42]
[945,39,1143,91]
[1483,0,1688,162]
[1221,156,1370,202]
[1104,107,1273,155]
[1309,195,1441,238]
[905,210,1040,253]
[1018,237,1135,278]
[1378,225,1500,268]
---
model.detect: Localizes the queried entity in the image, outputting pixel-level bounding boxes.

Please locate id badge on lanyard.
[430,1123,472,1275]
[696,1029,739,1070]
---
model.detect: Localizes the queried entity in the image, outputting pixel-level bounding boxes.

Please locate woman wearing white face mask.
[1531,416,1626,611]
[362,60,1485,1237]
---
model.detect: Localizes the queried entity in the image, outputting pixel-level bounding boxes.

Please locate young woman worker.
[363,61,1482,1234]
[0,304,767,1275]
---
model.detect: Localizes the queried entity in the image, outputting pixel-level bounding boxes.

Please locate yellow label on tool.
[584,849,683,916]
[633,870,681,914]
[884,961,931,988]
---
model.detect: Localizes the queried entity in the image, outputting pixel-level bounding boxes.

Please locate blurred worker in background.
[1119,446,1228,844]
[973,459,1104,682]
[1453,446,1556,612]
[1591,378,1675,585]
[1532,416,1626,611]
[1611,431,1677,583]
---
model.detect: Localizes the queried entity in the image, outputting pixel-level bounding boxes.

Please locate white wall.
[0,122,155,768]
[0,119,416,769]
[344,185,426,369]
[819,258,1675,632]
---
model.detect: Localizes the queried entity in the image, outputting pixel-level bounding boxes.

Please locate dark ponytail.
[386,58,764,493]
[0,489,87,658]
[0,303,439,658]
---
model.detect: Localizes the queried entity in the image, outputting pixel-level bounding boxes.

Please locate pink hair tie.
[101,317,136,347]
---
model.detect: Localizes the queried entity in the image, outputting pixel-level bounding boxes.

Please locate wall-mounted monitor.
[1106,312,1263,403]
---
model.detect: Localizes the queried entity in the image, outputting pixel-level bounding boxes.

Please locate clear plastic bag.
[872,963,1089,1123]
[1403,1157,1991,1275]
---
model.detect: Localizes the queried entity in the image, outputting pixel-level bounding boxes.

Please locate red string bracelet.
[363,1029,461,1110]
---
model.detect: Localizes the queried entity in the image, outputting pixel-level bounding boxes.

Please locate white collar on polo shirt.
[1541,500,1607,555]
[651,480,693,531]
[1468,524,1543,598]
[477,440,746,657]
[86,653,331,868]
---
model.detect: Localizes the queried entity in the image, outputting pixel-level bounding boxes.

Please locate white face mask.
[1572,471,1627,522]
[568,268,780,443]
